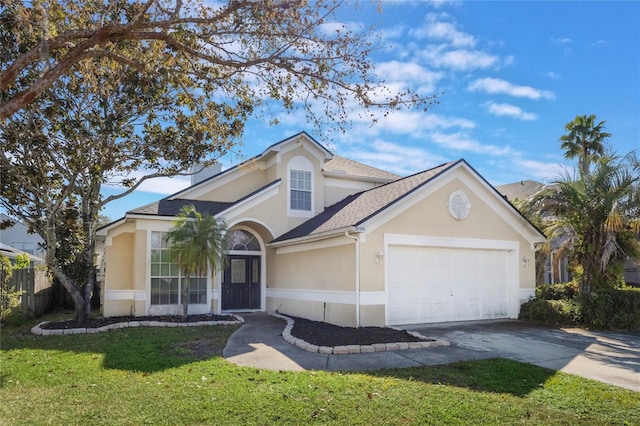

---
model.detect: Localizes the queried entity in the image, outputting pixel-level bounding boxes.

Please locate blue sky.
[102,0,639,220]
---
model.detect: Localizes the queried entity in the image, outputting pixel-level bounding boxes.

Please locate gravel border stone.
[272,312,449,354]
[31,315,244,336]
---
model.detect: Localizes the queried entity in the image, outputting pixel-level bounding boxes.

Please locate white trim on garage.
[384,234,520,325]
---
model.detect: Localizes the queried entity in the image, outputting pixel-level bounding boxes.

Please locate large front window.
[290,169,311,211]
[150,231,207,305]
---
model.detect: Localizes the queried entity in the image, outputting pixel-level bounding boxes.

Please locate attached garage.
[385,235,519,325]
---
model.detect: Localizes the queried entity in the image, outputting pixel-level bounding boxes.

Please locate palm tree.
[165,205,226,318]
[560,114,611,178]
[527,153,640,294]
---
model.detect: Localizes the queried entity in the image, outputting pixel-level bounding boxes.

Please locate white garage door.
[387,245,512,325]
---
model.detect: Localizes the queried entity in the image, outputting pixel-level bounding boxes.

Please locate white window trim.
[287,156,314,218]
[149,231,208,306]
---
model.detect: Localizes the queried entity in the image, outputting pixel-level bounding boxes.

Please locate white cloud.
[343,139,448,175]
[512,158,565,181]
[420,46,500,71]
[468,77,555,100]
[375,60,444,94]
[104,173,192,195]
[553,37,573,44]
[543,71,560,79]
[318,21,365,36]
[430,132,515,156]
[484,101,538,121]
[424,0,463,9]
[412,13,476,47]
[346,110,475,140]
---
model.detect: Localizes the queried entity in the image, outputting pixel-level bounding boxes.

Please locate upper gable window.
[288,156,314,217]
[290,170,311,211]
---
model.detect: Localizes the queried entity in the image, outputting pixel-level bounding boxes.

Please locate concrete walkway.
[223,313,640,392]
[223,313,497,372]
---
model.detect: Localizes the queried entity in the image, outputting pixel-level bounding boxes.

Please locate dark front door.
[222,255,260,310]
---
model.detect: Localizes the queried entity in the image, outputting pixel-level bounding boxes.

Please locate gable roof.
[169,131,330,200]
[272,161,456,243]
[128,199,234,217]
[323,155,400,182]
[127,179,281,218]
[496,180,544,203]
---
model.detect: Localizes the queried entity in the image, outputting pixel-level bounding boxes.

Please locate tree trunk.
[53,266,91,322]
[43,217,94,323]
[182,274,190,319]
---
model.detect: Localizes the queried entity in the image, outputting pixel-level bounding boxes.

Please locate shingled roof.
[495,180,544,203]
[273,161,457,243]
[128,179,282,217]
[323,155,401,182]
[128,198,233,217]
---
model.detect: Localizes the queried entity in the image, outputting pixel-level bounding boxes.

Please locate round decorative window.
[449,190,471,220]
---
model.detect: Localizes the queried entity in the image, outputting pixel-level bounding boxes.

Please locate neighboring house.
[0,242,45,265]
[496,180,640,287]
[97,132,546,326]
[0,213,46,258]
[495,181,571,285]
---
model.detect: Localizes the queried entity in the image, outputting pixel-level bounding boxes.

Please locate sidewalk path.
[222,312,490,372]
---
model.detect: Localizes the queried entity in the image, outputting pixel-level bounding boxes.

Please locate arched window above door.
[224,229,260,251]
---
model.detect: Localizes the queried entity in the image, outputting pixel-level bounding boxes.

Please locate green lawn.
[1,313,638,425]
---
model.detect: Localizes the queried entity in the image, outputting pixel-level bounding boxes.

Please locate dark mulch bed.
[39,314,237,330]
[288,315,428,346]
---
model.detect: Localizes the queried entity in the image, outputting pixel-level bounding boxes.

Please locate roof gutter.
[267,226,358,248]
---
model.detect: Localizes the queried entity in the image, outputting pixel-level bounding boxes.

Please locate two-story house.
[97,132,545,326]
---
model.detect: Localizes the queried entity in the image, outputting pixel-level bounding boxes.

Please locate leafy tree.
[560,114,611,178]
[165,205,226,319]
[1,1,436,322]
[0,0,435,121]
[527,153,640,294]
[14,253,30,269]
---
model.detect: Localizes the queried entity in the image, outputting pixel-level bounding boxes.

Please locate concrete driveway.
[225,314,639,391]
[402,320,640,392]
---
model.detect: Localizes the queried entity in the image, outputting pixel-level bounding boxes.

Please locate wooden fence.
[6,268,54,318]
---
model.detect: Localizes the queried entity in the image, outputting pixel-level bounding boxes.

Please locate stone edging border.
[31,315,244,336]
[272,312,450,354]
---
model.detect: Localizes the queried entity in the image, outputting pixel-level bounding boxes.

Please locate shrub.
[0,254,23,322]
[519,298,581,326]
[579,288,640,330]
[535,282,579,300]
[521,286,640,330]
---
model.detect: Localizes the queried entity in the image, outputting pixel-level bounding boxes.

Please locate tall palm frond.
[559,114,611,177]
[165,205,226,318]
[525,153,640,293]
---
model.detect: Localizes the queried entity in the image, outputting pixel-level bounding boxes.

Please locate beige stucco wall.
[361,172,537,293]
[102,230,135,316]
[323,180,375,208]
[104,232,134,291]
[196,166,268,202]
[267,298,357,327]
[270,167,541,327]
[360,305,385,327]
[273,243,354,290]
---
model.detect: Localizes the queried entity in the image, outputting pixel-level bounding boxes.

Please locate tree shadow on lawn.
[3,324,240,374]
[371,358,557,397]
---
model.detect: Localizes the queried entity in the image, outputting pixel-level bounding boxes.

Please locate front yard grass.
[1,313,638,425]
